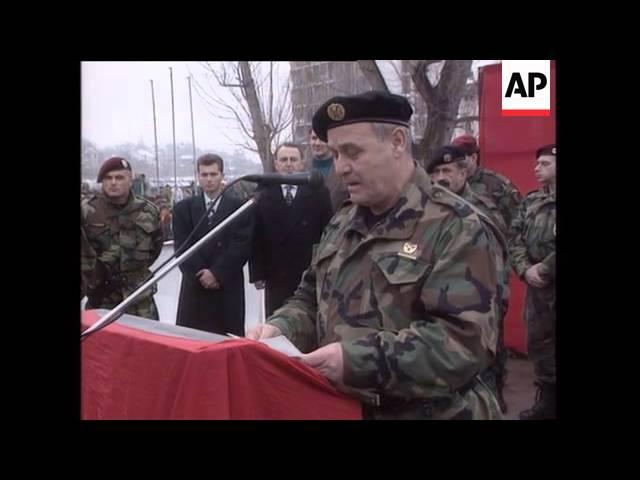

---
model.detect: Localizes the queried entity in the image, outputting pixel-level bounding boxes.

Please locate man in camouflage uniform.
[426,144,510,413]
[81,157,163,320]
[247,91,507,420]
[509,144,556,420]
[452,134,522,230]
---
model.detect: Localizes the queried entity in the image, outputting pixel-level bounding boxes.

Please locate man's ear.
[390,127,408,155]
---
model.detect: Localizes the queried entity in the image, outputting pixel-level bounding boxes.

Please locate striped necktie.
[284,185,294,206]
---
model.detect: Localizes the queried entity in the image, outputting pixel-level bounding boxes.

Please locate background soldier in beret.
[247,91,507,420]
[427,144,511,413]
[508,144,556,419]
[81,156,163,320]
[452,134,522,230]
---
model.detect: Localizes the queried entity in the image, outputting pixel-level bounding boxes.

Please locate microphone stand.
[81,192,258,341]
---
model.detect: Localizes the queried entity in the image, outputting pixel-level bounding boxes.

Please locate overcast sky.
[82,61,291,159]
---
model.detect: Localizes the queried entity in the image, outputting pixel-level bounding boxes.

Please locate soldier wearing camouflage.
[81,157,163,320]
[508,144,556,420]
[452,134,522,230]
[427,144,511,413]
[248,91,507,420]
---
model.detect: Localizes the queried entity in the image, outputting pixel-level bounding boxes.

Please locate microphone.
[241,171,325,189]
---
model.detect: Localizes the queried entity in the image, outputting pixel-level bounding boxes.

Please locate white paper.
[258,335,303,358]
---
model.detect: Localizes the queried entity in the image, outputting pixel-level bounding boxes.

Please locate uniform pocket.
[131,213,158,262]
[370,252,432,285]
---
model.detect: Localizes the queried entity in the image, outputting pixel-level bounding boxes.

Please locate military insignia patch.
[327,103,346,121]
[443,153,452,163]
[403,242,418,254]
[551,147,557,155]
[121,159,129,168]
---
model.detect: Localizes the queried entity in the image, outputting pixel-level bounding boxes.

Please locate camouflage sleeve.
[80,202,96,294]
[268,265,320,354]
[341,215,498,399]
[538,251,556,283]
[146,204,163,265]
[81,225,95,298]
[508,198,532,278]
[499,180,522,229]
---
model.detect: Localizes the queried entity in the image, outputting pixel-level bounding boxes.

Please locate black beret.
[97,156,132,182]
[427,145,467,173]
[536,144,557,158]
[312,90,413,142]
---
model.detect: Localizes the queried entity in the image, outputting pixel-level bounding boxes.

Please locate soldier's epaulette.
[142,197,160,213]
[473,192,498,211]
[429,184,475,218]
[133,194,160,213]
[482,168,509,183]
[334,197,355,215]
[525,189,542,199]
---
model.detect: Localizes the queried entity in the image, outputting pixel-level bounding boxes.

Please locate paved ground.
[503,356,536,420]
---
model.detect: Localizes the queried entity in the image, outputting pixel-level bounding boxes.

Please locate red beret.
[97,157,132,182]
[536,144,556,158]
[451,134,479,155]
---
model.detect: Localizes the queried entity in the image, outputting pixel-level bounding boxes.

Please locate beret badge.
[327,103,346,121]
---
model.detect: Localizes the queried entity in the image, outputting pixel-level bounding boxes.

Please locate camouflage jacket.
[269,165,506,419]
[508,186,556,282]
[468,167,522,230]
[81,191,162,301]
[460,183,508,239]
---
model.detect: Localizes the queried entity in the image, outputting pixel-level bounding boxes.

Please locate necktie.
[285,185,293,206]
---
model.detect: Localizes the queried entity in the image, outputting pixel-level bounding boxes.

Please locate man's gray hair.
[371,122,413,145]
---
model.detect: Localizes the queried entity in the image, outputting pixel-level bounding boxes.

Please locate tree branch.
[454,115,479,125]
[410,60,436,102]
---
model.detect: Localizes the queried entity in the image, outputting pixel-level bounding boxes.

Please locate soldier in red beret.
[452,134,522,230]
[81,157,163,319]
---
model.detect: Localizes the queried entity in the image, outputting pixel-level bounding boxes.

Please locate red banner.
[478,62,556,353]
[81,311,362,420]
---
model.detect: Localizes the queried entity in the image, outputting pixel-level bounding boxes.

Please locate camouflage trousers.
[524,284,556,384]
[489,304,508,393]
[86,288,159,321]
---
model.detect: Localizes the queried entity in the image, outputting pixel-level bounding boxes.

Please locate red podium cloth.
[478,62,556,354]
[81,310,362,420]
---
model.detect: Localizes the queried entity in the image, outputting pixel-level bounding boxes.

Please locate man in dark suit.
[249,142,333,317]
[173,154,254,335]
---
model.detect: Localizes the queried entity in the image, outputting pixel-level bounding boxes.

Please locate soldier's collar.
[348,164,428,240]
[467,167,482,182]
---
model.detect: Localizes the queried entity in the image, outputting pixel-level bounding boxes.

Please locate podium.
[81,310,362,420]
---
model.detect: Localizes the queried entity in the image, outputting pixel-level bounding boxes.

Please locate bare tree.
[356,60,389,92]
[409,60,474,163]
[191,61,293,172]
[355,60,475,165]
